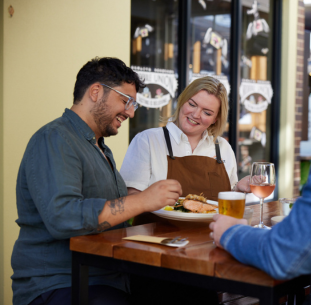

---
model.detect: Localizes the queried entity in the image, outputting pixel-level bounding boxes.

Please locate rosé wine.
[250,183,276,199]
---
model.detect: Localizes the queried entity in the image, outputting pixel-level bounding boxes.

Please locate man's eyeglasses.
[101,84,139,111]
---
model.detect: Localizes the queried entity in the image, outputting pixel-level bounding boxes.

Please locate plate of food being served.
[152,194,218,222]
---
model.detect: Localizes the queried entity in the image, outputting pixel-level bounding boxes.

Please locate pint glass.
[218,192,246,219]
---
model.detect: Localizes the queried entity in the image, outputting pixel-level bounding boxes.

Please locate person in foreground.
[11,57,182,305]
[209,169,311,281]
[120,76,250,202]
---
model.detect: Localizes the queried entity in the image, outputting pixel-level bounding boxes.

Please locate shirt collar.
[63,108,96,143]
[166,121,210,144]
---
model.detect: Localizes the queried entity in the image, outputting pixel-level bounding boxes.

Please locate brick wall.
[294,0,305,196]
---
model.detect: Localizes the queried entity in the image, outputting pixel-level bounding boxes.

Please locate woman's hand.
[234,175,266,193]
[235,175,251,193]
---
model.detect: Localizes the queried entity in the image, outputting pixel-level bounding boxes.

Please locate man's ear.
[88,83,102,103]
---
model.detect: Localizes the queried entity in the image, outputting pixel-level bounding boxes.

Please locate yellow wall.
[1,0,131,303]
[279,0,298,198]
[0,0,300,304]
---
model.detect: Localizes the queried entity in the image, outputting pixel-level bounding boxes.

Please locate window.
[130,0,179,141]
[238,0,274,180]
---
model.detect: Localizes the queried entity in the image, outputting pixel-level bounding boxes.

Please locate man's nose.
[125,106,135,118]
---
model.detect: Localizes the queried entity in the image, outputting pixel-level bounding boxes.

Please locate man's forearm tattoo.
[108,197,125,215]
[97,221,111,232]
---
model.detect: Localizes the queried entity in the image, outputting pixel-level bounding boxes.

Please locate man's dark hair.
[73,57,145,104]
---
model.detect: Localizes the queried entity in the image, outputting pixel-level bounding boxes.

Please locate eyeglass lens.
[125,97,138,110]
[125,98,138,111]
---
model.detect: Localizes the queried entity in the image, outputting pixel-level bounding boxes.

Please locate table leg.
[258,289,280,305]
[72,251,89,305]
[288,275,311,305]
[287,294,295,305]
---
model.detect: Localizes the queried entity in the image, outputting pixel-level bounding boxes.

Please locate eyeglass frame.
[101,83,139,111]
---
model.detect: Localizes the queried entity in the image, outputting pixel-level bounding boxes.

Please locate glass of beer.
[218,192,246,219]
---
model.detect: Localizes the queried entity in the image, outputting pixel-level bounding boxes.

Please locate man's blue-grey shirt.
[221,169,311,280]
[11,109,129,305]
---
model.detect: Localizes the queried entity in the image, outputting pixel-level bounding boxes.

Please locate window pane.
[238,0,273,180]
[130,0,179,141]
[189,0,232,140]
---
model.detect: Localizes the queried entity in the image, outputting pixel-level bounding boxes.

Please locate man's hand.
[98,180,181,231]
[138,180,182,212]
[209,214,247,248]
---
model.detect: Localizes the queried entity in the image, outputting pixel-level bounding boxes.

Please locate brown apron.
[132,127,232,226]
[163,126,231,201]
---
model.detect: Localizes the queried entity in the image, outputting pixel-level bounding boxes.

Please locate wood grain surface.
[70,222,180,256]
[70,201,284,287]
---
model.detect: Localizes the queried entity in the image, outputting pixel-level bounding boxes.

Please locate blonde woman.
[121,76,250,200]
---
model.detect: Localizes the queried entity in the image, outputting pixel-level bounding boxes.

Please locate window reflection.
[238,0,273,180]
[189,1,232,140]
[130,0,179,141]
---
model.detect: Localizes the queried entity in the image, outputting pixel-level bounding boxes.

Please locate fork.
[161,236,188,245]
[173,237,188,244]
[161,236,182,244]
[169,236,181,244]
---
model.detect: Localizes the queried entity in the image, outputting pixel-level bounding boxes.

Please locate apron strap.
[162,127,175,160]
[215,138,223,164]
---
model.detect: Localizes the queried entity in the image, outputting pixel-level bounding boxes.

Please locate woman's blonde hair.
[165,76,229,142]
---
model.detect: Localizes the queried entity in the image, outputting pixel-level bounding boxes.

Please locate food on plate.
[163,206,174,211]
[173,194,217,214]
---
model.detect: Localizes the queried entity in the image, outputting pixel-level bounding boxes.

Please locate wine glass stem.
[259,198,264,226]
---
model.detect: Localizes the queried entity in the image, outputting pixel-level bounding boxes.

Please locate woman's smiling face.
[178,90,220,138]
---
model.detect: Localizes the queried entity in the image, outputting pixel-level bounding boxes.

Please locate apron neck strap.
[162,127,175,160]
[215,138,223,164]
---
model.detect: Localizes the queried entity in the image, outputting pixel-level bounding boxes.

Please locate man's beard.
[91,96,118,137]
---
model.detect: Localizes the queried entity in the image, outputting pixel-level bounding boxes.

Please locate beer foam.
[218,192,245,200]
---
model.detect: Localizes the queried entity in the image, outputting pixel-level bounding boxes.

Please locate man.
[210,169,311,281]
[11,57,182,305]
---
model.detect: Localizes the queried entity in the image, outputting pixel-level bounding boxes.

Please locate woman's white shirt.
[120,122,238,191]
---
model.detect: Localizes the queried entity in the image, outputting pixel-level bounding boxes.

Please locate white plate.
[152,198,218,222]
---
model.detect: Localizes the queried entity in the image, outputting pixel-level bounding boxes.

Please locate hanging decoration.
[198,0,213,10]
[239,79,273,113]
[246,1,269,40]
[250,126,266,147]
[131,66,178,109]
[133,24,154,39]
[203,27,228,62]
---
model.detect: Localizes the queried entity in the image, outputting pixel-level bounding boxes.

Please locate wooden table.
[70,201,310,305]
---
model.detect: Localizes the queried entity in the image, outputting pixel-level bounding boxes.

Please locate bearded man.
[11,57,182,305]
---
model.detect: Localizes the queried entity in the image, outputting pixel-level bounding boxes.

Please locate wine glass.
[250,162,276,229]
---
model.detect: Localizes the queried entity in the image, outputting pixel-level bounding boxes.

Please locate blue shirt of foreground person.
[11,57,182,305]
[210,169,311,280]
